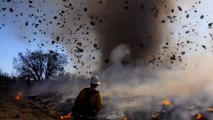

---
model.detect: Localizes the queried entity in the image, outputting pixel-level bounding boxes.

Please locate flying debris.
[200,15,204,19]
[201,45,207,49]
[177,6,182,11]
[0,0,213,74]
[9,8,14,12]
[208,22,213,28]
[90,21,95,26]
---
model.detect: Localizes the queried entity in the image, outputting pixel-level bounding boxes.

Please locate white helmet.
[90,75,101,85]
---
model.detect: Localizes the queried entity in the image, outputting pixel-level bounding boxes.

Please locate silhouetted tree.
[13,50,68,81]
[0,69,2,75]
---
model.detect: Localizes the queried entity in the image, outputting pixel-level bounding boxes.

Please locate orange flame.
[60,113,72,120]
[123,115,128,120]
[196,113,203,120]
[15,92,23,101]
[160,99,172,106]
[208,107,213,112]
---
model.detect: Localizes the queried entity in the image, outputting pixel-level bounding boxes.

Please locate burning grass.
[208,108,213,112]
[121,114,127,120]
[1,89,213,120]
[0,80,211,120]
[196,113,203,120]
[15,92,23,101]
[160,99,172,106]
[193,113,209,120]
[60,112,72,120]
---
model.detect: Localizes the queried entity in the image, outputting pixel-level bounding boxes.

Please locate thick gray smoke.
[98,47,213,119]
[87,0,174,68]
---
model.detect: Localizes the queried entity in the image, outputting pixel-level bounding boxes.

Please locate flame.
[160,99,172,106]
[196,113,203,120]
[123,115,128,120]
[208,107,213,112]
[60,113,72,120]
[15,92,23,101]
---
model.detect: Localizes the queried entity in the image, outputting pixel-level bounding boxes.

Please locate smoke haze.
[96,47,213,119]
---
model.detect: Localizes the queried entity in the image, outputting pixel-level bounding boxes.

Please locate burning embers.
[193,113,208,120]
[151,99,173,120]
[123,114,128,120]
[60,112,72,120]
[160,99,172,106]
[196,113,203,120]
[149,98,212,120]
[15,92,23,101]
[208,108,213,112]
[12,91,213,120]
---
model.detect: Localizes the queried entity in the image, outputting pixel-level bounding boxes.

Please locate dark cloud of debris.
[87,0,174,68]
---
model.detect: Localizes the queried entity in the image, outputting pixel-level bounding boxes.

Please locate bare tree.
[0,69,2,76]
[13,50,68,81]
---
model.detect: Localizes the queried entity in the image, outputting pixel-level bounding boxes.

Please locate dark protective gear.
[72,88,103,120]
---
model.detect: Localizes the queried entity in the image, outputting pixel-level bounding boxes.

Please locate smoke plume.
[87,0,174,68]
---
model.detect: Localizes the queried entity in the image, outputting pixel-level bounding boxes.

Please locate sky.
[0,30,64,74]
[0,0,213,75]
[0,0,70,75]
[0,30,28,74]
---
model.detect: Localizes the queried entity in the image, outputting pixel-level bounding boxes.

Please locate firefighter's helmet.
[90,75,101,85]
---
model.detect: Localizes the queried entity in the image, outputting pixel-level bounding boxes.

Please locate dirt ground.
[0,99,56,120]
[0,80,59,120]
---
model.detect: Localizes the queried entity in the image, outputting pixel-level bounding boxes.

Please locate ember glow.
[208,108,213,111]
[15,92,23,101]
[160,99,172,106]
[123,115,128,120]
[60,112,72,120]
[196,113,203,120]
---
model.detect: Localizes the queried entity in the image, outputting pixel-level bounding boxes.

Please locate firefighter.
[71,75,103,120]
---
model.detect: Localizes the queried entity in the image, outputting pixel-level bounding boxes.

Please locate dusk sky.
[1,0,213,75]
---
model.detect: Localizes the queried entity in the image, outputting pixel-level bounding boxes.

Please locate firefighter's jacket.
[72,88,103,117]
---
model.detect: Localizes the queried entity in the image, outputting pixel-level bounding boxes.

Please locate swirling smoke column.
[87,0,174,68]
